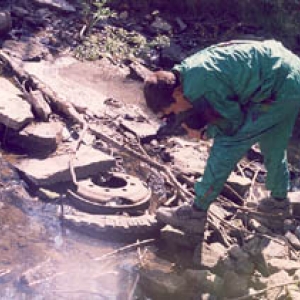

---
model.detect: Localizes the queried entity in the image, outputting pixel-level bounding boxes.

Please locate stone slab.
[21,57,145,116]
[14,146,115,186]
[7,121,63,155]
[0,77,34,130]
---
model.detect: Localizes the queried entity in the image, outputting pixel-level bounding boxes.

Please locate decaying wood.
[0,51,85,125]
[12,77,51,121]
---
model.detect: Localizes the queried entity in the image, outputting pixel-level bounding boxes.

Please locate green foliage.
[79,0,116,35]
[74,25,170,62]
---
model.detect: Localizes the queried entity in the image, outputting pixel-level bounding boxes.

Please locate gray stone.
[227,245,255,275]
[289,191,300,217]
[129,61,153,81]
[150,17,172,33]
[223,173,251,201]
[175,17,188,32]
[248,218,271,234]
[0,11,11,35]
[161,42,185,65]
[25,89,52,121]
[0,78,34,130]
[7,122,63,155]
[161,225,202,249]
[32,0,76,12]
[184,269,224,296]
[285,231,300,250]
[267,258,300,275]
[193,242,227,270]
[250,270,268,290]
[244,236,288,259]
[21,57,144,115]
[139,253,187,296]
[120,118,160,139]
[223,270,249,297]
[266,270,291,300]
[2,40,51,61]
[14,145,115,186]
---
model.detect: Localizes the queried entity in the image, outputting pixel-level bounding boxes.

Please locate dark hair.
[143,71,179,113]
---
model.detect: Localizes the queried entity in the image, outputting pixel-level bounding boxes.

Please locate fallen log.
[0,51,85,125]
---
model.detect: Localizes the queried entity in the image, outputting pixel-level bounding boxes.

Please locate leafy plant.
[79,0,116,36]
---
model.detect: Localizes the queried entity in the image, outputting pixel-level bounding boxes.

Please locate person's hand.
[181,123,208,141]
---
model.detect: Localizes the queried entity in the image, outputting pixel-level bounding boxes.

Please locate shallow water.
[0,200,147,300]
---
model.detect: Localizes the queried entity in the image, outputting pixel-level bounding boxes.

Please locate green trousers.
[194,82,300,210]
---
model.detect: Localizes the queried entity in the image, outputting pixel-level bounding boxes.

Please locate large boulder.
[0,78,34,130]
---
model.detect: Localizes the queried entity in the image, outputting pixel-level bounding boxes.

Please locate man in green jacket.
[143,40,300,233]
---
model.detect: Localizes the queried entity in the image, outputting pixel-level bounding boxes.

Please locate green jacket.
[173,40,300,137]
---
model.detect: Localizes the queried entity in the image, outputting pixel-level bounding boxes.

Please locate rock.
[161,42,185,67]
[25,89,52,121]
[32,0,76,12]
[289,191,300,217]
[6,121,63,155]
[227,245,254,275]
[11,6,30,18]
[267,258,300,275]
[184,269,224,296]
[193,242,227,270]
[2,40,51,61]
[0,77,34,130]
[223,173,251,202]
[120,117,160,139]
[161,225,202,249]
[175,17,187,32]
[266,270,291,300]
[248,218,271,234]
[223,270,249,297]
[129,61,153,81]
[14,145,115,186]
[244,236,288,259]
[285,231,300,250]
[244,236,289,276]
[139,253,187,297]
[295,225,300,239]
[0,11,12,35]
[167,146,208,175]
[284,219,297,233]
[119,11,129,20]
[250,270,268,290]
[150,17,172,33]
[247,143,263,162]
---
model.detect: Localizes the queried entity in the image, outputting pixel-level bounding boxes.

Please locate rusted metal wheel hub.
[68,172,151,214]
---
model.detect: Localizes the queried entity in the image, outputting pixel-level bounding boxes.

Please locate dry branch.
[94,239,155,261]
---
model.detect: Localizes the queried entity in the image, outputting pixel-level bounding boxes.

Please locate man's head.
[143,71,179,113]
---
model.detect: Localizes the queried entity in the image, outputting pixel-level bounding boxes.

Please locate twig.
[247,168,260,202]
[229,280,300,300]
[69,122,89,186]
[94,239,155,261]
[89,124,193,201]
[27,272,65,287]
[0,269,11,277]
[127,273,140,300]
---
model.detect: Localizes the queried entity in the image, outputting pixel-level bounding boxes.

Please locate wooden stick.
[94,239,155,261]
[89,124,194,201]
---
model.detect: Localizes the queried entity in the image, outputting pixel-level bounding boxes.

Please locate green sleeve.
[183,68,245,136]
